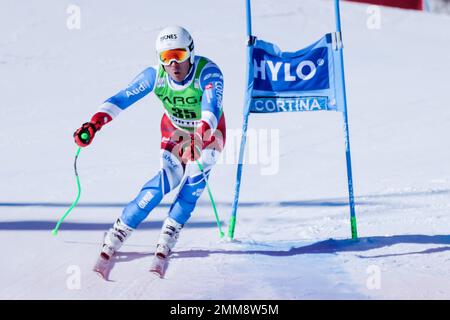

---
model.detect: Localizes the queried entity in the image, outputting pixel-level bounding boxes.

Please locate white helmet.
[155,26,195,65]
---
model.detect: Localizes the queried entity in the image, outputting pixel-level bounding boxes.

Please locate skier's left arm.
[194,62,224,150]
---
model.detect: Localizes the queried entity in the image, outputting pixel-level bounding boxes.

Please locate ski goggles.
[158,48,191,66]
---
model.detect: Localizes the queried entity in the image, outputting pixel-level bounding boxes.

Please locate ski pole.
[195,157,224,239]
[52,133,88,236]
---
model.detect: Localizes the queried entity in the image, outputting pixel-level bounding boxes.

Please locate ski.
[149,254,168,278]
[93,253,112,280]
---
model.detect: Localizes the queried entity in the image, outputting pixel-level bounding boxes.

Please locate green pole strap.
[52,144,85,236]
[350,216,358,240]
[227,215,236,239]
[195,159,224,239]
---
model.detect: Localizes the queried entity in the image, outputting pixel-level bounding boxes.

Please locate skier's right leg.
[100,154,184,258]
[120,159,183,229]
[101,217,134,259]
[99,115,186,259]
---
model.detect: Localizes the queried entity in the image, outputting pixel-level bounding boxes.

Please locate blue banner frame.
[228,0,358,240]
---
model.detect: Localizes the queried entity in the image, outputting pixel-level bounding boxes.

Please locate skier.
[73,26,226,276]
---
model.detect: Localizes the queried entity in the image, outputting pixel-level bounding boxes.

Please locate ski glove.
[74,122,97,147]
[74,112,112,147]
[180,120,214,163]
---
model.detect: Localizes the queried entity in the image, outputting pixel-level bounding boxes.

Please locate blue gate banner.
[248,33,345,114]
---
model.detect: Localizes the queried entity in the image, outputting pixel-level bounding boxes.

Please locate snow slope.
[1,0,450,299]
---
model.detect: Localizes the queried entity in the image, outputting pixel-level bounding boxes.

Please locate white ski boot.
[155,217,183,259]
[150,217,183,277]
[93,218,134,280]
[101,218,134,260]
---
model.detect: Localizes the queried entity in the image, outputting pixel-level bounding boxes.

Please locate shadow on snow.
[171,235,450,259]
[99,234,450,264]
[1,188,447,210]
[0,220,217,231]
[0,199,376,208]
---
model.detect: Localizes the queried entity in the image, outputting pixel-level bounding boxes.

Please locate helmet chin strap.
[187,61,194,74]
[181,62,194,83]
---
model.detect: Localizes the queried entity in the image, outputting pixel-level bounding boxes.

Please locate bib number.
[172,107,197,119]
